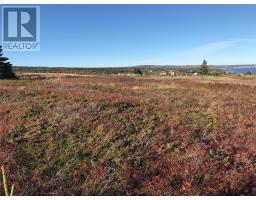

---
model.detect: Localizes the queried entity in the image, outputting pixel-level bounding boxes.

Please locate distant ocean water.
[222,66,256,74]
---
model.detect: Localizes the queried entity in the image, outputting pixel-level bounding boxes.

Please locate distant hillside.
[14,64,256,71]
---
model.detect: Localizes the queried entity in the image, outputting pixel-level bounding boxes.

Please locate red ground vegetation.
[0,74,255,195]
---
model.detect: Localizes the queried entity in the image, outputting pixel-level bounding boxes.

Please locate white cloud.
[193,38,256,54]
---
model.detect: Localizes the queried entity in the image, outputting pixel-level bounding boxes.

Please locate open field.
[0,73,256,195]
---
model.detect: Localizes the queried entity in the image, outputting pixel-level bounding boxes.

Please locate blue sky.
[1,4,256,67]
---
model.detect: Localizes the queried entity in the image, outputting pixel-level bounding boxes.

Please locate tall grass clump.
[1,166,14,196]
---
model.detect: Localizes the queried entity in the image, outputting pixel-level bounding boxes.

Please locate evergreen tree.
[132,68,143,76]
[0,46,16,79]
[199,59,209,75]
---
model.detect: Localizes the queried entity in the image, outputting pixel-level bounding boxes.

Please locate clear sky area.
[1,4,256,67]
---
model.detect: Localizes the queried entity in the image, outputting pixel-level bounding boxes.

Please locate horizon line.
[13,64,256,69]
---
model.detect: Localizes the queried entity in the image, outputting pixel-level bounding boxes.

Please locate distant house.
[117,73,136,76]
[160,71,167,76]
[169,71,176,76]
[127,73,136,76]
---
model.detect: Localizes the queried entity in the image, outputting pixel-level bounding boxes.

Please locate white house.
[160,71,167,76]
[169,71,176,76]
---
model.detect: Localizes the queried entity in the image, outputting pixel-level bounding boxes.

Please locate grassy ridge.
[0,74,255,195]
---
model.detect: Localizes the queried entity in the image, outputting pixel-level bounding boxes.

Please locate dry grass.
[0,73,255,195]
[1,166,14,196]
